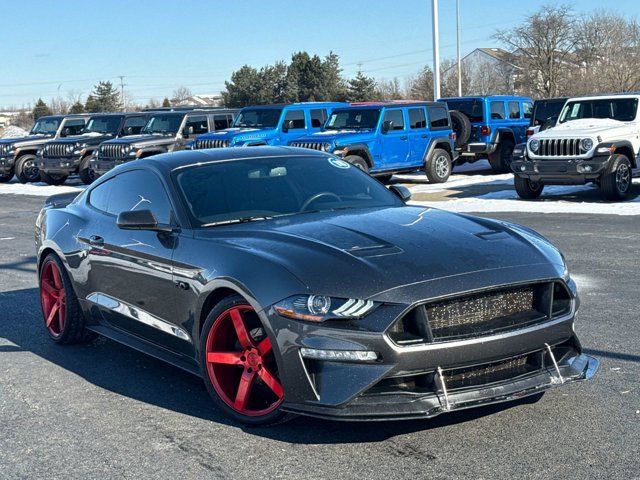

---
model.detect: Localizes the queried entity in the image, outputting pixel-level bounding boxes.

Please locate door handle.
[421,134,428,138]
[89,235,104,247]
[400,136,408,140]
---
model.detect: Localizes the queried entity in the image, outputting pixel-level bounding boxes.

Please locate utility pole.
[431,0,440,100]
[456,0,462,96]
[117,75,126,111]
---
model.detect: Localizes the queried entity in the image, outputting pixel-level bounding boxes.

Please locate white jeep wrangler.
[511,94,640,200]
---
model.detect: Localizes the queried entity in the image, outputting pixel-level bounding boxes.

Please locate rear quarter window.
[427,106,450,129]
[490,102,506,120]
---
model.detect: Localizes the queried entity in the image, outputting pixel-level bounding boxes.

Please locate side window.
[508,101,521,119]
[283,110,306,129]
[382,109,405,131]
[184,115,209,135]
[408,108,427,129]
[63,119,86,135]
[107,170,173,225]
[523,102,533,119]
[88,179,111,213]
[490,101,506,120]
[123,116,147,135]
[310,109,327,128]
[427,106,450,129]
[213,114,231,131]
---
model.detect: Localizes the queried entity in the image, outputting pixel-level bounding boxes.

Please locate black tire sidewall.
[16,154,39,183]
[344,155,369,173]
[425,148,452,183]
[601,155,632,200]
[40,171,68,186]
[514,176,544,199]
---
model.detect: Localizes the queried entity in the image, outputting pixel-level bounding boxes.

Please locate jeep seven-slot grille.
[195,139,229,149]
[537,138,582,157]
[290,141,325,151]
[43,142,69,158]
[100,144,128,159]
[388,281,572,345]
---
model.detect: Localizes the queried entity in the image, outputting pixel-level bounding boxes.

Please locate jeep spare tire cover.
[449,110,471,148]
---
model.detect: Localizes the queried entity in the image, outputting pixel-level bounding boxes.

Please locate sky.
[1,0,639,109]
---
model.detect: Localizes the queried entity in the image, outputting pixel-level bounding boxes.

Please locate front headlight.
[274,295,377,322]
[528,138,539,153]
[321,142,332,152]
[580,138,593,152]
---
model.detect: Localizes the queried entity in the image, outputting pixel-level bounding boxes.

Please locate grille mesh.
[444,354,534,390]
[538,138,582,157]
[290,142,325,151]
[100,144,129,159]
[195,139,229,149]
[43,142,70,157]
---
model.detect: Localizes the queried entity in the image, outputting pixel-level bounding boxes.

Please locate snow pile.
[0,181,84,197]
[1,125,28,138]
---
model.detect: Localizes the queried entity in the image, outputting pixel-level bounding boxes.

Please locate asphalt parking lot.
[0,173,639,479]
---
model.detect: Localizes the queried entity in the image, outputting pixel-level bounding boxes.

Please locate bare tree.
[171,86,193,105]
[494,5,578,97]
[375,78,404,100]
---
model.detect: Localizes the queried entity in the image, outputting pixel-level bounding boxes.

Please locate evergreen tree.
[222,65,266,107]
[69,101,85,114]
[323,52,348,101]
[347,72,376,102]
[162,97,171,108]
[32,98,52,120]
[84,81,122,112]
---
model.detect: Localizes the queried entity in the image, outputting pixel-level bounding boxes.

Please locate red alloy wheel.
[40,260,66,337]
[205,305,284,417]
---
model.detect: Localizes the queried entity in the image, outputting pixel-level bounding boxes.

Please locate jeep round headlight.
[66,144,75,153]
[322,142,332,152]
[121,145,131,155]
[580,138,593,152]
[528,138,539,153]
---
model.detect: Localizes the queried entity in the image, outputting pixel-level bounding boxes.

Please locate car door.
[378,108,410,170]
[279,109,307,144]
[488,100,510,141]
[508,101,527,143]
[82,169,189,354]
[177,114,209,150]
[407,107,430,167]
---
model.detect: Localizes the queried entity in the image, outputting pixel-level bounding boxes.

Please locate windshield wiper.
[201,215,274,227]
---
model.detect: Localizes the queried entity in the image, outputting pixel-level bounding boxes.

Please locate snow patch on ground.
[1,126,28,138]
[0,181,84,197]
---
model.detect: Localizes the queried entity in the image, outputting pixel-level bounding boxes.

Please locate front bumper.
[0,155,16,174]
[511,152,611,185]
[36,155,82,175]
[90,158,131,176]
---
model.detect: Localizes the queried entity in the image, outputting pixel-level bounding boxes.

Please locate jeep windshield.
[233,108,282,128]
[83,116,123,135]
[142,114,184,135]
[325,109,380,130]
[30,118,60,135]
[559,98,638,123]
[532,99,566,126]
[442,99,484,123]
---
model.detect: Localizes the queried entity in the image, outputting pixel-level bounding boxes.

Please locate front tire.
[200,295,290,426]
[15,154,40,183]
[514,176,544,199]
[488,137,515,173]
[344,155,369,173]
[600,154,632,201]
[78,155,96,185]
[425,148,452,183]
[39,253,96,344]
[40,171,68,186]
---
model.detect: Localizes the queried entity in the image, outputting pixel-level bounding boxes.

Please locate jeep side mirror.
[183,126,194,138]
[381,121,393,134]
[388,185,411,202]
[282,120,293,133]
[61,127,71,137]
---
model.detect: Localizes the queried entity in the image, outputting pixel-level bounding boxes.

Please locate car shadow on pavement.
[2,286,636,444]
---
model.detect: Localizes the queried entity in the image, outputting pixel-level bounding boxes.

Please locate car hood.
[538,118,635,138]
[52,133,114,145]
[103,134,175,147]
[0,134,52,145]
[200,127,276,143]
[293,129,375,145]
[196,206,565,303]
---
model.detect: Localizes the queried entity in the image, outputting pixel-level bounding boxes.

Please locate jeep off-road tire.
[78,155,96,185]
[40,171,68,186]
[488,137,515,173]
[600,154,632,201]
[15,154,40,183]
[344,155,369,173]
[514,176,544,199]
[0,171,12,183]
[449,110,471,148]
[425,148,452,183]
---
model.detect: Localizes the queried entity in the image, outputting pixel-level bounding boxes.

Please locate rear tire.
[344,155,369,173]
[425,148,452,183]
[39,253,97,344]
[78,155,96,185]
[514,176,544,199]
[15,154,40,183]
[600,154,632,201]
[488,137,515,173]
[40,171,68,186]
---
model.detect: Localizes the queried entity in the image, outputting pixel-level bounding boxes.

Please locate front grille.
[443,353,538,390]
[195,139,229,149]
[290,141,325,151]
[538,138,582,157]
[100,144,129,159]
[388,281,571,345]
[43,142,70,158]
[0,144,9,155]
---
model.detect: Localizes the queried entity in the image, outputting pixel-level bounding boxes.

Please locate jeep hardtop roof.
[239,102,346,109]
[440,95,531,101]
[348,100,442,108]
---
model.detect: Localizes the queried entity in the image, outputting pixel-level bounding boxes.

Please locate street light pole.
[456,0,462,96]
[432,0,441,100]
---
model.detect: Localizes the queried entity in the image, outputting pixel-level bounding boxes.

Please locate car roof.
[565,93,640,102]
[440,95,531,101]
[240,102,346,110]
[347,100,441,108]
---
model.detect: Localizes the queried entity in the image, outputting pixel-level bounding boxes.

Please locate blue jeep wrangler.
[290,101,457,183]
[439,95,533,173]
[192,102,347,150]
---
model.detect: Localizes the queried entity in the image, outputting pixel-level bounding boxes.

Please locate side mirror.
[388,185,411,202]
[126,126,134,135]
[282,120,293,133]
[183,126,194,138]
[117,209,173,232]
[381,120,393,134]
[60,127,71,137]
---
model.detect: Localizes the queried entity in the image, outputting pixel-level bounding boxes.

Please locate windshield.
[142,114,184,134]
[174,155,402,227]
[532,99,566,126]
[325,109,380,130]
[233,108,282,128]
[84,116,122,134]
[442,99,484,123]
[559,98,638,123]
[30,118,60,135]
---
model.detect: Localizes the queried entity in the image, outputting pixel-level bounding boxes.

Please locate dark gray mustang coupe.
[35,146,598,425]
